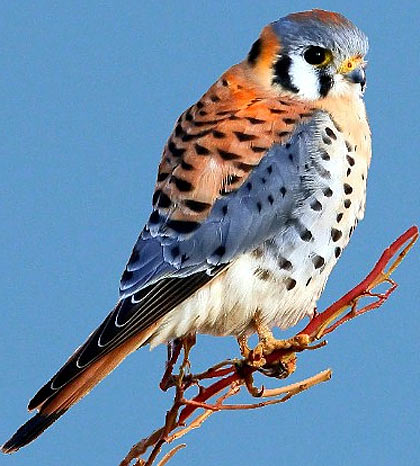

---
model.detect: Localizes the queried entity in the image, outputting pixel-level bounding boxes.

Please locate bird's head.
[247,9,368,100]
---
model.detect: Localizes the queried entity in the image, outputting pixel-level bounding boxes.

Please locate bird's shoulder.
[153,63,316,231]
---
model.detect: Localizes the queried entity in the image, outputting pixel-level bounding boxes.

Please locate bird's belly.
[148,252,323,348]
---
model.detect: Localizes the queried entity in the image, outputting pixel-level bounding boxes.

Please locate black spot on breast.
[195,143,210,155]
[312,255,325,269]
[347,168,351,176]
[306,277,312,286]
[261,177,266,184]
[267,194,274,205]
[278,258,292,270]
[320,150,330,161]
[336,212,343,223]
[184,199,211,213]
[325,127,337,140]
[218,149,240,161]
[278,131,290,138]
[270,108,285,114]
[199,110,207,116]
[248,38,262,65]
[280,187,287,197]
[246,182,252,192]
[272,55,299,93]
[344,183,353,195]
[323,187,333,197]
[300,228,313,242]
[210,95,220,102]
[267,165,273,175]
[196,101,204,109]
[256,201,262,212]
[222,79,228,86]
[335,247,342,258]
[344,199,352,208]
[346,155,355,166]
[285,278,297,290]
[322,135,332,145]
[345,141,353,152]
[310,199,322,211]
[167,220,200,234]
[331,228,343,242]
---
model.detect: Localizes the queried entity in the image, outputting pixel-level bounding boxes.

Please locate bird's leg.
[181,333,196,371]
[160,339,183,391]
[237,334,251,359]
[243,313,310,377]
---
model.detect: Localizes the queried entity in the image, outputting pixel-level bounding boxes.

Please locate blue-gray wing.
[120,113,331,298]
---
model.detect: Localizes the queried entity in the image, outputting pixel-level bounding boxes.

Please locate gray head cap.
[271,9,368,59]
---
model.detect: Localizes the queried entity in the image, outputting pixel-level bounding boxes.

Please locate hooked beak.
[345,67,366,91]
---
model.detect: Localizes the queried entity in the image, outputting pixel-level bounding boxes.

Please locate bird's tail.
[2,314,160,454]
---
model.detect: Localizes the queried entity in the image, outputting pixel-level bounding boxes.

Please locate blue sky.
[1,1,419,465]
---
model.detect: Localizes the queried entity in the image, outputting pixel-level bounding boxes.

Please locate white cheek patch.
[288,54,320,100]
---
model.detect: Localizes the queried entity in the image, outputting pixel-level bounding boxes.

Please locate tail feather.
[2,412,66,454]
[2,320,161,453]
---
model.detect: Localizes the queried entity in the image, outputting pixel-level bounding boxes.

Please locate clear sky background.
[1,1,419,465]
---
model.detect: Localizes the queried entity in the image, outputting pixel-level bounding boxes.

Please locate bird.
[2,9,371,454]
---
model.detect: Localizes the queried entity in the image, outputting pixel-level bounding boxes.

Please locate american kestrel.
[3,9,371,453]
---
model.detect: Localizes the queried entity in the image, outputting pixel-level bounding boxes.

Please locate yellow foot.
[238,314,311,379]
[254,333,310,360]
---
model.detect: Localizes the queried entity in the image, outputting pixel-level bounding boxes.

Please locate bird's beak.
[345,67,366,89]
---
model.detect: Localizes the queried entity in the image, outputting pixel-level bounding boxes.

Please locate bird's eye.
[303,46,332,66]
